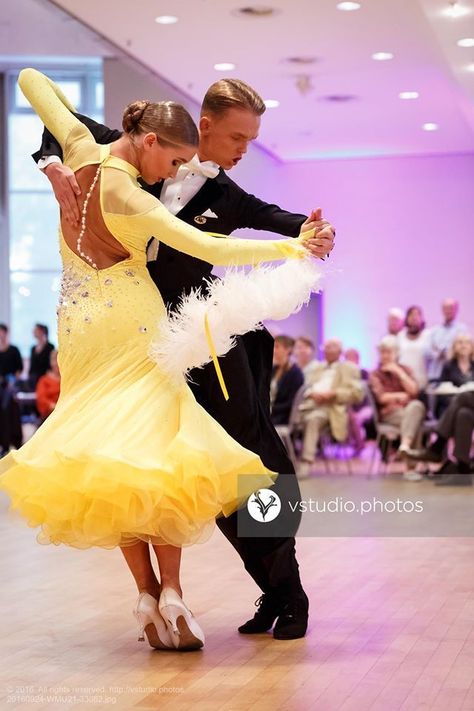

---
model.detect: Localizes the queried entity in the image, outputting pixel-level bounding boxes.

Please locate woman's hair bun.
[122,100,150,133]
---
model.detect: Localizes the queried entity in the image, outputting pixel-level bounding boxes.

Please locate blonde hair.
[449,333,474,360]
[201,79,266,117]
[122,100,198,147]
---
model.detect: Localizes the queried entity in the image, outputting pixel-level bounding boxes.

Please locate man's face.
[324,340,342,364]
[388,315,404,335]
[442,299,458,323]
[198,108,260,169]
[407,308,423,332]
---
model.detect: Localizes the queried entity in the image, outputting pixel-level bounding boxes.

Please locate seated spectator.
[294,336,318,378]
[0,377,23,457]
[398,306,431,391]
[270,335,304,426]
[345,348,368,380]
[36,350,61,420]
[29,323,55,388]
[406,391,473,486]
[387,307,405,337]
[369,336,426,481]
[428,298,468,381]
[436,333,474,416]
[0,324,23,381]
[297,338,363,477]
[345,348,370,454]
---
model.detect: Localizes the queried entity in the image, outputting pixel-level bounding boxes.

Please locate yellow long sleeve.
[18,68,86,153]
[19,68,312,267]
[106,192,309,267]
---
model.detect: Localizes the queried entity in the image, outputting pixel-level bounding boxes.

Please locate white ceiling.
[4,0,474,161]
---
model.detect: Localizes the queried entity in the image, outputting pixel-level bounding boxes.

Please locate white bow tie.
[185,155,220,179]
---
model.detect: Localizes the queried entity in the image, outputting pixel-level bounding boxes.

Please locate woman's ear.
[142,132,158,150]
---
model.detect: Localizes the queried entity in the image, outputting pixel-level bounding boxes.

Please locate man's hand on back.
[44,162,81,225]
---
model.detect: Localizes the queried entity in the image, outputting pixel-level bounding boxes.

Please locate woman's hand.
[299,208,335,259]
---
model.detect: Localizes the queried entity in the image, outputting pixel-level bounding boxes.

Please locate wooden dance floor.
[1,454,474,711]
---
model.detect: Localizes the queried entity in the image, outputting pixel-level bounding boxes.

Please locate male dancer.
[34,79,335,640]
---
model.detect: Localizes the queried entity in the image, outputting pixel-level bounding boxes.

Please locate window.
[6,62,103,354]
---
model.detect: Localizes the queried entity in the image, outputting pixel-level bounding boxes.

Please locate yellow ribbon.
[200,227,316,400]
[204,313,229,401]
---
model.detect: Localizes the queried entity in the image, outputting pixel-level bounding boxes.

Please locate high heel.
[159,587,205,651]
[133,592,173,650]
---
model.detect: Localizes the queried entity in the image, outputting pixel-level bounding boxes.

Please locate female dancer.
[0,69,321,651]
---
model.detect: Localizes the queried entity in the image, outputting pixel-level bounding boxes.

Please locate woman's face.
[273,341,292,367]
[138,134,195,184]
[454,335,473,360]
[379,346,396,366]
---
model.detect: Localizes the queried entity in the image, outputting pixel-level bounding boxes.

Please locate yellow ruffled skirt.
[0,343,276,549]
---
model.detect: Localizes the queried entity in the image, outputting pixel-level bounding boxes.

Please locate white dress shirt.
[147,154,219,261]
[159,154,219,215]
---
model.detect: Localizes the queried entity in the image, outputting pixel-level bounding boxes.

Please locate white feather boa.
[150,257,323,384]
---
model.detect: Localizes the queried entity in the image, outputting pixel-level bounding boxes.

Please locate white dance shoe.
[133,592,173,650]
[159,587,205,651]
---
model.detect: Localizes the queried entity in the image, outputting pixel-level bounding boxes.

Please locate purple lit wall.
[233,151,474,368]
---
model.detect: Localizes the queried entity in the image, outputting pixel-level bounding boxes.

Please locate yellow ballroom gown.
[0,69,309,549]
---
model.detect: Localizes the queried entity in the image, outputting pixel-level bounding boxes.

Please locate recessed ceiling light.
[372,52,394,61]
[155,15,178,24]
[457,37,474,47]
[337,2,361,10]
[443,2,470,18]
[214,63,236,71]
[399,91,419,100]
[423,122,439,131]
[264,99,280,108]
[467,63,474,72]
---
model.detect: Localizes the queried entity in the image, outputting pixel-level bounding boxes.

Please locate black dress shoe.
[238,593,280,634]
[426,459,454,479]
[404,446,444,463]
[273,590,309,640]
[435,473,472,486]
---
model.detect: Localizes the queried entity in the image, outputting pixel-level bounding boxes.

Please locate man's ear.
[199,116,211,135]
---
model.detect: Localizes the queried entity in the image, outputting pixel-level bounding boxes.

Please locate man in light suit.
[33,79,335,640]
[297,339,363,477]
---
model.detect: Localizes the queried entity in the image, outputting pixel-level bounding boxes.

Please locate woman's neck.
[457,355,470,371]
[110,135,140,171]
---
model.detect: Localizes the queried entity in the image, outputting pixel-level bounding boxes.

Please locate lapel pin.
[194,215,207,225]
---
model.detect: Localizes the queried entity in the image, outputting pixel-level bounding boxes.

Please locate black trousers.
[188,327,304,595]
[437,391,474,464]
[0,382,22,453]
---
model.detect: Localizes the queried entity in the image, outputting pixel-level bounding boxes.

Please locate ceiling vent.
[285,56,319,65]
[321,94,357,103]
[234,6,279,17]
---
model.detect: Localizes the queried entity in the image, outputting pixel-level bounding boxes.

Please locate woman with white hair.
[369,336,426,481]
